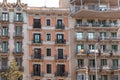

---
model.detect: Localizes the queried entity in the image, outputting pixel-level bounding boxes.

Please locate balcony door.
[16,26,22,35]
[34,48,41,58]
[16,13,22,21]
[57,19,62,26]
[2,26,8,36]
[33,64,41,76]
[57,65,65,74]
[57,34,64,41]
[16,42,22,52]
[2,41,8,53]
[58,49,63,59]
[2,13,9,21]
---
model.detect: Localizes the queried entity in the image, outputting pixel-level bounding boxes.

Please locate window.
[111,45,118,51]
[57,34,64,40]
[100,32,107,39]
[101,75,108,80]
[76,19,82,25]
[46,48,51,56]
[87,19,95,26]
[46,64,52,74]
[33,19,41,28]
[77,44,84,53]
[78,59,84,67]
[109,20,117,27]
[1,58,8,70]
[2,41,8,53]
[98,20,106,27]
[2,26,8,36]
[2,13,9,21]
[58,49,64,59]
[33,64,41,76]
[34,48,41,58]
[76,32,83,39]
[111,32,117,37]
[15,26,22,35]
[100,45,106,52]
[15,58,22,67]
[89,59,95,68]
[46,19,51,26]
[15,41,22,52]
[46,33,51,41]
[101,59,107,66]
[15,13,23,21]
[112,75,118,80]
[88,32,94,39]
[89,44,95,50]
[89,75,96,80]
[112,59,118,69]
[77,74,85,80]
[33,34,41,43]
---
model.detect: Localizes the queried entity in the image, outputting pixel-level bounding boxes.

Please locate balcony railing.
[18,66,24,71]
[0,66,8,72]
[111,66,119,70]
[13,32,23,38]
[55,55,67,60]
[13,49,24,55]
[0,49,9,53]
[55,39,66,44]
[55,24,65,30]
[76,65,86,70]
[55,72,68,77]
[31,72,44,77]
[0,32,10,38]
[71,6,120,13]
[31,55,44,60]
[32,40,42,44]
[75,23,118,28]
[33,24,41,29]
[14,15,23,22]
[76,36,120,41]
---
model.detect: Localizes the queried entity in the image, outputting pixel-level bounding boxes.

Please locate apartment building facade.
[0,0,29,80]
[27,7,70,80]
[69,0,120,80]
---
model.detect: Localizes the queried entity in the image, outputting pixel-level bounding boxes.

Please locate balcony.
[31,72,44,78]
[76,65,86,69]
[55,55,67,61]
[0,33,10,40]
[75,23,119,31]
[71,6,120,18]
[55,39,66,45]
[55,72,68,77]
[12,49,24,56]
[111,66,119,70]
[14,14,23,24]
[0,66,7,72]
[0,49,10,57]
[55,24,65,30]
[99,65,111,73]
[33,24,42,30]
[13,32,24,39]
[0,15,9,24]
[31,40,42,46]
[31,55,44,61]
[18,66,24,71]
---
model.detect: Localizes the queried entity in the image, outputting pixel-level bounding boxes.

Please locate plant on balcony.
[1,59,22,80]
